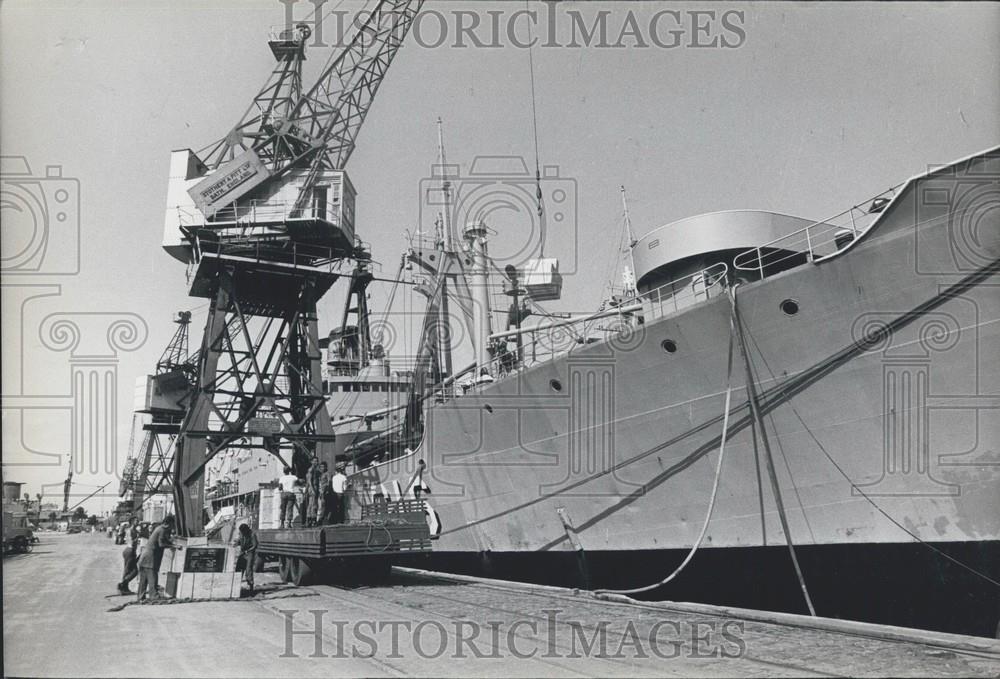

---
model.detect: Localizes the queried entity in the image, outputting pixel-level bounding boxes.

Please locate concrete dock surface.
[4,533,999,678]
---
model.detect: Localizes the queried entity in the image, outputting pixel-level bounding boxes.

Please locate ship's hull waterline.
[351,149,1000,635]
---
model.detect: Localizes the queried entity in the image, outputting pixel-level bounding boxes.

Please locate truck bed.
[258,519,431,559]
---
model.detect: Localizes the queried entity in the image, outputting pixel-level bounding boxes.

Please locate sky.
[2,0,998,512]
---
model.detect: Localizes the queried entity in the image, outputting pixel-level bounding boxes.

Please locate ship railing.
[639,262,729,322]
[175,199,338,230]
[732,185,901,280]
[268,24,308,44]
[483,308,632,378]
[189,231,343,274]
[477,263,726,379]
[406,234,441,250]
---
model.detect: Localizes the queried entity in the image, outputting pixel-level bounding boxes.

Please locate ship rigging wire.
[524,0,546,255]
[439,259,1000,571]
[742,312,1000,590]
[373,254,406,348]
[732,286,817,616]
[594,289,738,596]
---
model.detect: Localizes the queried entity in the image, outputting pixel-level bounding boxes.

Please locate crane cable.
[525,0,545,255]
[595,287,738,596]
[373,254,406,347]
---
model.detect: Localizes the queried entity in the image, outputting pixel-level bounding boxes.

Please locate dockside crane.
[120,311,196,520]
[161,0,425,536]
[189,0,424,219]
[62,453,72,514]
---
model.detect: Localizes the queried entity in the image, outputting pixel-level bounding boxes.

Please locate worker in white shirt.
[329,462,348,524]
[277,466,299,529]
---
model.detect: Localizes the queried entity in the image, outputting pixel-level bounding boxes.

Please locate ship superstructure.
[140,0,999,636]
[341,146,1000,636]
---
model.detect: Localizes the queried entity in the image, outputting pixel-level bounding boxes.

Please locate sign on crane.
[159,0,424,537]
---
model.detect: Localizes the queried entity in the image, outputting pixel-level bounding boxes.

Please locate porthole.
[660,339,677,354]
[780,299,800,316]
[550,379,563,392]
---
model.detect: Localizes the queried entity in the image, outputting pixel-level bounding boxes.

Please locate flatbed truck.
[257,496,431,585]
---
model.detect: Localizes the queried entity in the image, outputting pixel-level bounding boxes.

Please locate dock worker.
[232,523,259,595]
[136,515,175,602]
[304,454,322,527]
[277,466,298,529]
[118,540,138,594]
[318,461,332,524]
[330,462,348,524]
[293,478,307,527]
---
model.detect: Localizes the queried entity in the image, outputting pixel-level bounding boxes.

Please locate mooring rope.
[741,323,1000,590]
[732,286,817,617]
[594,288,738,595]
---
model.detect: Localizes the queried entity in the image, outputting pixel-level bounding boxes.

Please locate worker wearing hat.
[136,515,175,602]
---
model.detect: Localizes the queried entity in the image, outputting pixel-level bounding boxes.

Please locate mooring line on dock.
[310,573,843,677]
[290,583,609,678]
[732,287,817,617]
[316,571,835,676]
[741,307,1000,591]
[455,258,1000,560]
[395,568,1000,658]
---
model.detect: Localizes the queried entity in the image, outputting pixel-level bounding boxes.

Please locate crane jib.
[189,0,424,218]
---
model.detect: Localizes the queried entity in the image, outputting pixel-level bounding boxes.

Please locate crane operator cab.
[162,149,357,265]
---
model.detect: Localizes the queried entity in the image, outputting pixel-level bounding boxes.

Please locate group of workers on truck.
[278,456,348,529]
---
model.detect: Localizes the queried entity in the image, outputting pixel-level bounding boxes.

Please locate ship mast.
[621,185,638,298]
[436,117,455,251]
[434,117,454,378]
[464,219,493,376]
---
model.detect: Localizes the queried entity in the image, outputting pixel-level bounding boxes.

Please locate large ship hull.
[355,149,1000,635]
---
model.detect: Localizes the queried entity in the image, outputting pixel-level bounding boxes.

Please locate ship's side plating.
[352,148,999,634]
